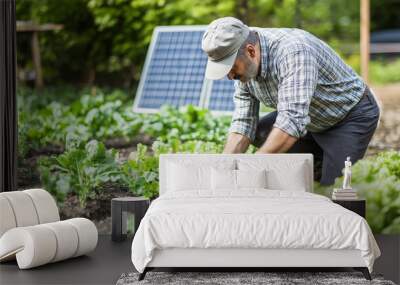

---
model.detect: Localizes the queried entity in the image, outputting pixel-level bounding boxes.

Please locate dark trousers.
[252,87,380,185]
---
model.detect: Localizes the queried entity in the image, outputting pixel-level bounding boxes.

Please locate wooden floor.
[0,235,398,285]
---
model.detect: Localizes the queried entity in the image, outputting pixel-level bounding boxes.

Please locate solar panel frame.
[133,25,209,114]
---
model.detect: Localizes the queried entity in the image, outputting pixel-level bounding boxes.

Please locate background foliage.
[16,0,400,87]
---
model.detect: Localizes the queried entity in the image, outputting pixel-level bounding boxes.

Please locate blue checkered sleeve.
[274,49,318,138]
[228,80,260,142]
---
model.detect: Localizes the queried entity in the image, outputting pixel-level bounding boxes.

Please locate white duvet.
[131,189,380,273]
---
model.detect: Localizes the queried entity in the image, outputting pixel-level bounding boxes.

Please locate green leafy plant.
[18,88,143,153]
[139,104,231,144]
[39,136,123,206]
[19,87,234,154]
[120,144,159,199]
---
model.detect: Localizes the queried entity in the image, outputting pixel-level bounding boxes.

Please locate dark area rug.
[116,271,396,285]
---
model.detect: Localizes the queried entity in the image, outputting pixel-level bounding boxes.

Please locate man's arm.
[255,127,297,153]
[224,81,259,154]
[223,132,251,153]
[256,48,318,153]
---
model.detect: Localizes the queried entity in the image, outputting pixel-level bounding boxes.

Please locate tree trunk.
[86,66,96,86]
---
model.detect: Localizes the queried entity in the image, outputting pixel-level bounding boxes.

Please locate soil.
[59,185,133,234]
[17,155,43,189]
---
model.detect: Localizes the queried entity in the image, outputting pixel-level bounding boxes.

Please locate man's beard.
[239,55,258,83]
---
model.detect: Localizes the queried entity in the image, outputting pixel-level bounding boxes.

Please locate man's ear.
[246,44,256,58]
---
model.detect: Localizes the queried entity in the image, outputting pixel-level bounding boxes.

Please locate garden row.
[18,87,231,157]
[18,88,399,234]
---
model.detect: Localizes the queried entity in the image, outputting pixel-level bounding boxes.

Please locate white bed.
[131,154,380,281]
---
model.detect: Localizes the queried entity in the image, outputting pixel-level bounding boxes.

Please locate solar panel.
[134,26,266,115]
[206,78,236,113]
[134,26,208,113]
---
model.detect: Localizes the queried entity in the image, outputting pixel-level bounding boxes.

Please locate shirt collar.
[253,28,268,79]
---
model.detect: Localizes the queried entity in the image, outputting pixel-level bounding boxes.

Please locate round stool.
[111,197,150,242]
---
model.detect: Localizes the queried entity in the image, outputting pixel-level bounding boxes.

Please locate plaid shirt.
[229,28,366,141]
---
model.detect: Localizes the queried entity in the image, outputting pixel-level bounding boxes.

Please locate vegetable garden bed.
[17,87,399,234]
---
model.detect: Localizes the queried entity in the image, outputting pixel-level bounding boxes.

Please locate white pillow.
[211,168,236,190]
[167,162,209,191]
[236,169,267,189]
[237,159,308,191]
[267,163,307,191]
[167,160,235,192]
[211,168,268,190]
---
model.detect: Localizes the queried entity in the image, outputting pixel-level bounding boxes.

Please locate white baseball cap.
[201,17,250,80]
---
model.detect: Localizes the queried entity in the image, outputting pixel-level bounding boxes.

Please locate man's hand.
[255,127,298,154]
[223,132,251,154]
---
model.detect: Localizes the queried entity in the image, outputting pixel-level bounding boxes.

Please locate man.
[201,17,380,185]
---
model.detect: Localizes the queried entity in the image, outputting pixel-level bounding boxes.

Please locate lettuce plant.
[39,136,123,206]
